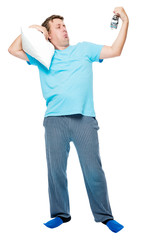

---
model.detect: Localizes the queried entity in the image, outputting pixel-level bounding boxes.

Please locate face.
[48,18,69,49]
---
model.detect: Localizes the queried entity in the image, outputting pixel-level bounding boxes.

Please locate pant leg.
[70,115,114,222]
[43,116,71,219]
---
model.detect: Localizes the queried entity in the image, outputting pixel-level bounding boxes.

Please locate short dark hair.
[41,14,64,33]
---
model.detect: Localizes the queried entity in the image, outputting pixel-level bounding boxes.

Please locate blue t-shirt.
[26,41,104,117]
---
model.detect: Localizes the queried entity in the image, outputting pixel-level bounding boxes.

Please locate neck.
[54,44,70,50]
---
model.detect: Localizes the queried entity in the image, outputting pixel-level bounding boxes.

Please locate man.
[8,7,129,233]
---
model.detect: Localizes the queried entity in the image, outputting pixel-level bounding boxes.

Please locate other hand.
[113,7,129,22]
[29,25,49,40]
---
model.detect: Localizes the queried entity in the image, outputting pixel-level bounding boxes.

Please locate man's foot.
[43,216,71,229]
[103,219,124,233]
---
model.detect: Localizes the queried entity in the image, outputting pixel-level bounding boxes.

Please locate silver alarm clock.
[110,14,119,29]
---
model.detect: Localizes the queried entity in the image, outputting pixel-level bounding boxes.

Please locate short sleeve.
[25,52,39,66]
[83,41,104,63]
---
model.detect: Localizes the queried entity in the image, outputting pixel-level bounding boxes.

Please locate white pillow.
[21,26,55,69]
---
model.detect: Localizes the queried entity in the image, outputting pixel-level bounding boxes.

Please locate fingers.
[41,26,48,40]
[45,31,49,41]
[114,6,123,14]
[113,7,128,21]
[114,6,123,12]
[43,30,49,40]
[45,35,49,41]
[44,32,48,40]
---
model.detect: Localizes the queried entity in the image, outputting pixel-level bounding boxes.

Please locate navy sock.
[43,216,71,229]
[102,219,124,233]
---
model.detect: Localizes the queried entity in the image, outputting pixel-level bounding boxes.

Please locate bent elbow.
[8,47,11,53]
[8,47,13,55]
[116,51,121,57]
[117,48,123,56]
[8,47,17,57]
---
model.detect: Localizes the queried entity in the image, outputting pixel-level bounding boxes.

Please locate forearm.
[29,24,44,32]
[112,19,129,55]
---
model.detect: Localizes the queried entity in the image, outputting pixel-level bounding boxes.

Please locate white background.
[1,0,160,239]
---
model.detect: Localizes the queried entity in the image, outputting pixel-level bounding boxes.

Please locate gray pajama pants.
[43,114,113,222]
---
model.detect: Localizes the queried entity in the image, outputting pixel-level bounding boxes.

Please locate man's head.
[41,15,69,50]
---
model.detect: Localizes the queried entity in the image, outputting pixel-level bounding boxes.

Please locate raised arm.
[8,25,49,61]
[8,34,29,61]
[99,7,129,59]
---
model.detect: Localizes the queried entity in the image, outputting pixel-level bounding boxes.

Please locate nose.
[63,29,67,34]
[62,26,67,31]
